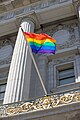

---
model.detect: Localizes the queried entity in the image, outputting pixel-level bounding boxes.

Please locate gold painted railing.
[0,90,80,117]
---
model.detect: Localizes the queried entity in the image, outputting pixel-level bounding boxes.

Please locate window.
[0,83,6,100]
[0,69,8,104]
[56,62,75,86]
[58,67,75,86]
[50,61,78,93]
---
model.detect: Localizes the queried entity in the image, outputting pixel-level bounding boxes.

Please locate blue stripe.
[40,46,56,50]
[30,45,56,51]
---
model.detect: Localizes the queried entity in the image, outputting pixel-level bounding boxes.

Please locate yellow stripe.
[27,38,56,44]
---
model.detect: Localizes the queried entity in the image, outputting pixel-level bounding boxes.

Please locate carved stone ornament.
[0,90,80,116]
[53,29,70,44]
[0,39,13,65]
[0,45,13,61]
[45,22,80,50]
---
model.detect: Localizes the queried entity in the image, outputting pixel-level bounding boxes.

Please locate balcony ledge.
[1,101,80,120]
[1,90,80,119]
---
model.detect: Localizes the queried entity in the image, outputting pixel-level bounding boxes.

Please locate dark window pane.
[59,77,75,86]
[59,68,74,79]
[58,66,75,86]
[0,84,6,93]
[0,92,5,100]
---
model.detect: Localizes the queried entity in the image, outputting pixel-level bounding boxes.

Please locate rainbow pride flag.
[23,32,56,54]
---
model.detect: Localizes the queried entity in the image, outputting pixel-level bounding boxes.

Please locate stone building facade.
[0,0,80,120]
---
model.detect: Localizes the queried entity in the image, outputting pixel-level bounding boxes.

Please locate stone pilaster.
[35,55,48,97]
[75,55,80,82]
[48,61,54,93]
[79,6,80,19]
[3,19,35,104]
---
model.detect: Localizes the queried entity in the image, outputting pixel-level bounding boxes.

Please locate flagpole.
[21,27,47,95]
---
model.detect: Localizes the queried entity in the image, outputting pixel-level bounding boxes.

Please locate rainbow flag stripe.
[24,32,56,54]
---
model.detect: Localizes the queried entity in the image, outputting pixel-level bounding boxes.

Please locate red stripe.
[24,32,56,43]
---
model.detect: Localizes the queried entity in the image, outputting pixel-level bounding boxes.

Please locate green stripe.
[43,42,56,46]
[29,42,41,47]
[29,42,56,47]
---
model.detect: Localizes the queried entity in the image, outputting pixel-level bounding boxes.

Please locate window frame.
[53,61,77,88]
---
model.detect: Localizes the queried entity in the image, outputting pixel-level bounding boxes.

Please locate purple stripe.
[38,50,55,54]
[32,49,55,54]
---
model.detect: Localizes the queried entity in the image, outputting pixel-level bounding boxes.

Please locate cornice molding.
[0,0,72,24]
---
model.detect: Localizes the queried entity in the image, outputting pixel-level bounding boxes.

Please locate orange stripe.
[24,32,56,43]
[25,36,56,44]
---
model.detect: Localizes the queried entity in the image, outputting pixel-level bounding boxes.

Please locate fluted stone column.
[3,19,35,104]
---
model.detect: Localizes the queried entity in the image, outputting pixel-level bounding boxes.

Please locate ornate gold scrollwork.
[6,91,80,115]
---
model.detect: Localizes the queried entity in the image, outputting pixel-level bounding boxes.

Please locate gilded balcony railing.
[0,89,80,117]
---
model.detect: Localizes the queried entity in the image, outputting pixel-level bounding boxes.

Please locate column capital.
[20,19,35,32]
[21,17,35,26]
[18,13,40,30]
